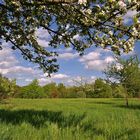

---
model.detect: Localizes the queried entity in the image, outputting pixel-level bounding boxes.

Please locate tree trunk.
[125,96,129,107]
[124,85,129,107]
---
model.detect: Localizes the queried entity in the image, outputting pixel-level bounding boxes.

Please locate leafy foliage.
[105,56,140,97]
[0,0,139,74]
[1,66,140,99]
[43,82,59,98]
[18,79,45,98]
[112,84,126,98]
[0,74,16,99]
[105,55,140,106]
[94,78,112,98]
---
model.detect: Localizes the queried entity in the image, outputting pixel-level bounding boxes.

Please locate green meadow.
[0,98,140,140]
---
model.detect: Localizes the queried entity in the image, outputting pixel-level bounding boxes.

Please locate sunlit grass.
[0,98,140,140]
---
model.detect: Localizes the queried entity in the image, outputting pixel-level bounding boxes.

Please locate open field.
[0,98,140,140]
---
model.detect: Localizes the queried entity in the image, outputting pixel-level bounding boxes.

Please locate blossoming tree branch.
[0,0,139,74]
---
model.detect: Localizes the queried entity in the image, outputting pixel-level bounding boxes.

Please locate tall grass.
[0,98,140,140]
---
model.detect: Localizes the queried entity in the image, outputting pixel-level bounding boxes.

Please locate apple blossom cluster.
[0,0,140,73]
[78,0,138,5]
[79,0,139,54]
[78,0,87,5]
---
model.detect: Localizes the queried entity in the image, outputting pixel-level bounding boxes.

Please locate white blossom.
[108,31,113,36]
[78,0,87,5]
[86,9,92,15]
[118,1,126,7]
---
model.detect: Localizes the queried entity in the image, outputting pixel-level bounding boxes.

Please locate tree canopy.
[104,55,140,106]
[0,0,139,74]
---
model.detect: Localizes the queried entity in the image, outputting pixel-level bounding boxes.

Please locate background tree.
[57,83,67,98]
[19,79,45,98]
[0,74,16,99]
[0,0,139,74]
[43,82,59,98]
[111,84,125,98]
[94,78,112,98]
[104,56,140,106]
[65,86,79,98]
[8,79,17,97]
[73,76,94,97]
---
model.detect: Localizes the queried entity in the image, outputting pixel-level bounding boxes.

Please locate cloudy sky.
[0,10,139,86]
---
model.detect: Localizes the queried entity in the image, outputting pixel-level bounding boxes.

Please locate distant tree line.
[15,78,114,99]
[0,56,140,100]
[0,77,117,99]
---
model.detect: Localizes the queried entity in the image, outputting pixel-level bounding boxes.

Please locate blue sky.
[0,39,139,86]
[0,10,139,86]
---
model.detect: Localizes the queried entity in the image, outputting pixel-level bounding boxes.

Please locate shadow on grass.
[0,109,107,137]
[85,101,115,106]
[88,100,140,110]
[0,109,86,128]
[0,109,138,138]
[115,104,140,110]
[97,102,140,110]
[93,101,115,105]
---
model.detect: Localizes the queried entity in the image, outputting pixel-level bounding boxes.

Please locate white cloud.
[0,69,9,75]
[35,28,50,48]
[0,44,14,58]
[79,51,100,62]
[91,76,97,82]
[57,48,73,53]
[0,48,11,57]
[37,38,49,48]
[38,78,48,83]
[58,52,78,60]
[0,56,18,68]
[0,66,34,75]
[0,42,18,64]
[38,78,53,86]
[0,46,19,71]
[38,73,70,85]
[35,28,50,40]
[51,73,69,79]
[84,57,115,71]
[79,49,115,71]
[124,10,137,19]
[64,48,73,52]
[73,34,80,40]
[85,60,105,70]
[25,79,33,82]
[0,43,37,84]
[0,61,14,68]
[105,56,115,63]
[123,10,138,24]
[0,41,13,49]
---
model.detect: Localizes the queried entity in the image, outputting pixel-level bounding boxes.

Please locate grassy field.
[0,98,140,140]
